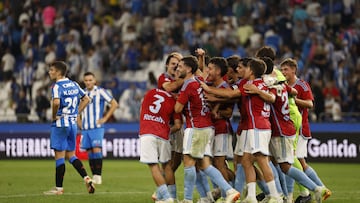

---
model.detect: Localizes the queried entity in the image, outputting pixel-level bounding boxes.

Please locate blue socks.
[275,164,288,196]
[196,171,208,198]
[69,156,77,164]
[288,166,317,191]
[235,164,245,194]
[269,162,283,194]
[203,165,231,192]
[168,184,177,199]
[157,184,170,200]
[257,179,270,195]
[285,174,295,194]
[184,166,196,200]
[304,166,324,186]
[56,158,65,167]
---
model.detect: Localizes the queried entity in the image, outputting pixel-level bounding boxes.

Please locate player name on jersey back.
[63,89,79,95]
[143,113,165,124]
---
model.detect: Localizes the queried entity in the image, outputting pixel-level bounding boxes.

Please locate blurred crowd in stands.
[0,0,359,123]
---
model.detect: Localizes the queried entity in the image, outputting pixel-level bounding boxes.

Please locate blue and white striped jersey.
[52,78,86,127]
[82,86,113,130]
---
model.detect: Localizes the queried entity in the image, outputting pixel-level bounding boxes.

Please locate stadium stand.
[0,0,359,122]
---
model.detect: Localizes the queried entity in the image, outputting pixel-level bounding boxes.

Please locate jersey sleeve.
[177,85,190,105]
[237,79,247,96]
[157,74,171,89]
[297,81,314,101]
[52,84,60,99]
[100,88,114,103]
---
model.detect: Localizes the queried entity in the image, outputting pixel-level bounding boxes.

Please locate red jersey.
[177,77,213,128]
[139,89,181,140]
[269,84,296,137]
[237,78,271,130]
[291,79,314,138]
[157,72,175,90]
[212,81,234,135]
[233,79,247,134]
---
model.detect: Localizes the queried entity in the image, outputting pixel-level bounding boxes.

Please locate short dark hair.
[259,56,274,74]
[181,56,198,74]
[255,46,276,61]
[49,61,68,76]
[239,57,252,67]
[84,72,95,77]
[165,52,182,65]
[226,55,241,71]
[248,58,266,78]
[209,57,228,77]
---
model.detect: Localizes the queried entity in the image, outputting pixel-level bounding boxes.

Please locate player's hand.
[204,93,217,102]
[212,110,221,119]
[171,92,179,100]
[52,115,62,122]
[96,118,106,125]
[243,83,259,94]
[199,81,210,92]
[77,116,82,129]
[195,48,205,56]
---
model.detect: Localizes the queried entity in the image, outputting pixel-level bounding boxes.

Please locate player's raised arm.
[195,48,206,72]
[195,48,208,79]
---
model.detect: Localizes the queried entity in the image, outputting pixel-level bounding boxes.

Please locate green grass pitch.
[0,160,359,203]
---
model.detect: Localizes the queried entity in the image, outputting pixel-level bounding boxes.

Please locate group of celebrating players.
[43,45,332,203]
[139,46,332,203]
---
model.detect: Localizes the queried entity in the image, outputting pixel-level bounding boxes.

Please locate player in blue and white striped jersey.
[79,72,118,185]
[44,61,95,195]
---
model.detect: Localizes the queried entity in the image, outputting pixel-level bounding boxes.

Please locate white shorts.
[170,127,184,153]
[183,127,214,159]
[139,134,171,164]
[235,129,271,156]
[234,133,245,156]
[296,136,308,158]
[269,136,295,164]
[213,133,233,158]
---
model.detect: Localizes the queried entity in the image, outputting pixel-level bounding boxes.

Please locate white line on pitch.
[0,191,148,199]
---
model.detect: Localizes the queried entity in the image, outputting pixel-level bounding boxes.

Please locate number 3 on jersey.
[149,94,164,114]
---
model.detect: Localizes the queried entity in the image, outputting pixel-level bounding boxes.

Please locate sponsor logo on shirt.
[143,113,165,124]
